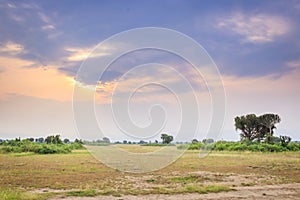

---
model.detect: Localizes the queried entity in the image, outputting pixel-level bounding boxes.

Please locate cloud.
[7,3,16,9]
[68,48,212,104]
[65,45,113,62]
[0,56,74,101]
[0,56,32,68]
[38,12,51,24]
[286,60,300,69]
[65,47,93,62]
[20,3,39,10]
[9,14,25,22]
[41,24,55,30]
[223,60,300,107]
[38,12,56,31]
[0,41,24,55]
[92,62,210,105]
[217,13,291,43]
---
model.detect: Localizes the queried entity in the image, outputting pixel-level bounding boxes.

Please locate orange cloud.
[0,41,24,55]
[0,56,74,101]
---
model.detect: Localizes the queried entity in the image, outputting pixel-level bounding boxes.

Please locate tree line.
[0,135,83,145]
[0,135,84,154]
[0,113,298,153]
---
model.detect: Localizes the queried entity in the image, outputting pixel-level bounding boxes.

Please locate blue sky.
[0,0,300,141]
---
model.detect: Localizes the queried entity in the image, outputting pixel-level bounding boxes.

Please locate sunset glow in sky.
[0,0,300,141]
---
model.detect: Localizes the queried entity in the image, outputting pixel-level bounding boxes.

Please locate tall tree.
[161,133,173,144]
[235,113,281,142]
[235,114,260,141]
[45,135,54,144]
[36,137,44,143]
[54,135,62,144]
[102,137,110,143]
[279,135,291,147]
[259,114,281,136]
[63,138,70,143]
[45,135,62,144]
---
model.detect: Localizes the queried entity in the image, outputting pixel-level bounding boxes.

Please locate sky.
[0,0,300,142]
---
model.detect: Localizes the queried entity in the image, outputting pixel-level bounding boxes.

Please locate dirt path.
[51,183,300,200]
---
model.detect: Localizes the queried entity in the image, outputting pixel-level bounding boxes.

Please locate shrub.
[286,143,300,151]
[0,139,84,154]
[214,141,235,151]
[177,140,300,152]
[228,143,247,151]
[202,143,215,150]
[188,143,202,150]
[69,142,85,150]
[214,142,226,151]
[1,146,22,153]
[177,143,203,150]
[247,144,260,152]
[34,144,71,154]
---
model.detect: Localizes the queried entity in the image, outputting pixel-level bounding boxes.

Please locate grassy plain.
[0,145,299,199]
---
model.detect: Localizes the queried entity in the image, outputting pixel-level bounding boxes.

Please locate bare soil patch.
[49,183,300,200]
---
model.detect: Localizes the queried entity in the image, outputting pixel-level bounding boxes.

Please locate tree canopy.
[235,113,281,142]
[161,133,173,144]
[259,114,281,135]
[45,135,62,144]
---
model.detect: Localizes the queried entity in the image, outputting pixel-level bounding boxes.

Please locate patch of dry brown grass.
[0,146,299,198]
[160,150,300,183]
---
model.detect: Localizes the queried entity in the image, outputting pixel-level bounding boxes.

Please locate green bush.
[287,143,300,151]
[214,143,226,151]
[34,144,72,154]
[177,141,300,152]
[1,146,22,153]
[177,143,203,150]
[214,141,234,151]
[0,139,85,154]
[228,143,247,151]
[188,143,202,150]
[69,142,85,150]
[261,143,284,152]
[247,144,260,152]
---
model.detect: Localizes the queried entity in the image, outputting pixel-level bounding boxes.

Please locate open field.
[0,145,299,199]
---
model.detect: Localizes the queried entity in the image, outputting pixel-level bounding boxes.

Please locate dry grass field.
[0,145,299,199]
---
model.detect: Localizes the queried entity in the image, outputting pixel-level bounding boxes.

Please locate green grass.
[0,188,48,200]
[169,175,198,183]
[181,185,232,194]
[66,189,98,197]
[126,184,232,195]
[66,184,233,196]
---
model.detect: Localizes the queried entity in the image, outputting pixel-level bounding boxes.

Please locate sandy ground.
[50,183,300,200]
